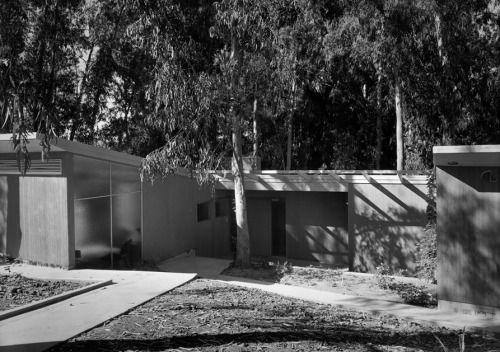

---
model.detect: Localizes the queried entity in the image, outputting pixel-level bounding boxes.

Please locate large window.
[73,156,141,269]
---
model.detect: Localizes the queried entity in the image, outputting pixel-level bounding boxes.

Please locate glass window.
[111,163,141,195]
[73,156,110,200]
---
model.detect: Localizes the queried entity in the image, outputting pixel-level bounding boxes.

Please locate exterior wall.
[348,182,428,273]
[0,152,73,268]
[19,177,70,267]
[223,191,349,265]
[0,176,20,257]
[437,166,500,312]
[143,175,212,261]
[286,192,348,264]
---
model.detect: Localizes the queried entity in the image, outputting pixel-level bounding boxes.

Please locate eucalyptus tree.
[0,0,88,171]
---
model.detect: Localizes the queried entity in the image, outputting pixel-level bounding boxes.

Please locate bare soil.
[0,272,92,312]
[47,278,500,352]
[221,264,437,307]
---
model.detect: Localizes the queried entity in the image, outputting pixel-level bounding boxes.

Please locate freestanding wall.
[437,165,500,316]
[348,182,428,273]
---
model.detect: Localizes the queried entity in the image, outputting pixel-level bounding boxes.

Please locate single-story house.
[0,133,429,272]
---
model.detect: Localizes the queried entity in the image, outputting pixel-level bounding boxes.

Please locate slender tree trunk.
[70,45,95,141]
[375,63,383,169]
[286,78,296,170]
[434,12,455,145]
[252,96,258,158]
[395,77,403,170]
[230,29,251,268]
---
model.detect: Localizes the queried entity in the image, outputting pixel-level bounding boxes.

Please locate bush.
[416,225,437,284]
[393,282,436,306]
[275,261,293,278]
[375,264,395,290]
[375,264,436,307]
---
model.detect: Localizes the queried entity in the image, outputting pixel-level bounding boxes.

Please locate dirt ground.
[47,278,499,352]
[222,264,437,306]
[0,271,92,312]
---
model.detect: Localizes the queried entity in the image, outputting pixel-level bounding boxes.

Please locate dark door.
[271,198,286,257]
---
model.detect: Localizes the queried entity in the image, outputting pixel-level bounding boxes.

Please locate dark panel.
[247,198,272,257]
[437,166,500,308]
[286,192,349,265]
[74,197,111,269]
[272,198,286,257]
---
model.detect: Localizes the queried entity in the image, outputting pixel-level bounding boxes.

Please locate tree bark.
[230,28,251,268]
[252,96,258,159]
[286,78,296,170]
[395,77,403,170]
[375,63,383,169]
[434,12,455,145]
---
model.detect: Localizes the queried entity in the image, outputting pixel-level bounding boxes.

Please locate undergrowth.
[375,264,437,307]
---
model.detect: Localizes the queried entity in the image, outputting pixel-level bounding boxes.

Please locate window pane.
[75,197,111,269]
[112,192,142,268]
[73,156,110,199]
[111,163,141,195]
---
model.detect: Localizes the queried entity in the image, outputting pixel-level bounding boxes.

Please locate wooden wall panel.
[437,166,500,309]
[348,182,428,273]
[19,177,69,267]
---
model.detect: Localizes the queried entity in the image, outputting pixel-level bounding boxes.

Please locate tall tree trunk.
[252,96,258,159]
[230,29,251,268]
[70,45,95,141]
[395,77,404,170]
[434,12,455,145]
[286,78,296,170]
[375,63,383,169]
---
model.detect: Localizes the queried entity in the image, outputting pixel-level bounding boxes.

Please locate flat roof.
[433,145,500,167]
[0,133,142,167]
[215,170,427,192]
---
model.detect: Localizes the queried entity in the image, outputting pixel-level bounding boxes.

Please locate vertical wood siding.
[19,177,69,267]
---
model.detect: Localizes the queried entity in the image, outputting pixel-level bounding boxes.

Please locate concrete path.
[157,256,500,336]
[0,264,196,352]
[158,255,232,279]
[216,275,500,335]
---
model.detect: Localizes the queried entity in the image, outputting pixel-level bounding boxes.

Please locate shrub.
[393,282,436,306]
[374,264,395,290]
[416,225,437,284]
[275,261,293,278]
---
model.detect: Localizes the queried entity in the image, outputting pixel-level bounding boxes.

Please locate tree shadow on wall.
[437,166,500,310]
[350,204,427,274]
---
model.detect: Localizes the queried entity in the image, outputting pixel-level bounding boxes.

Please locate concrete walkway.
[159,256,500,336]
[0,264,196,352]
[217,275,500,336]
[1,256,499,352]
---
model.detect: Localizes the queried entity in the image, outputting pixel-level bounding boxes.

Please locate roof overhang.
[215,170,427,192]
[0,133,142,167]
[433,145,500,167]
